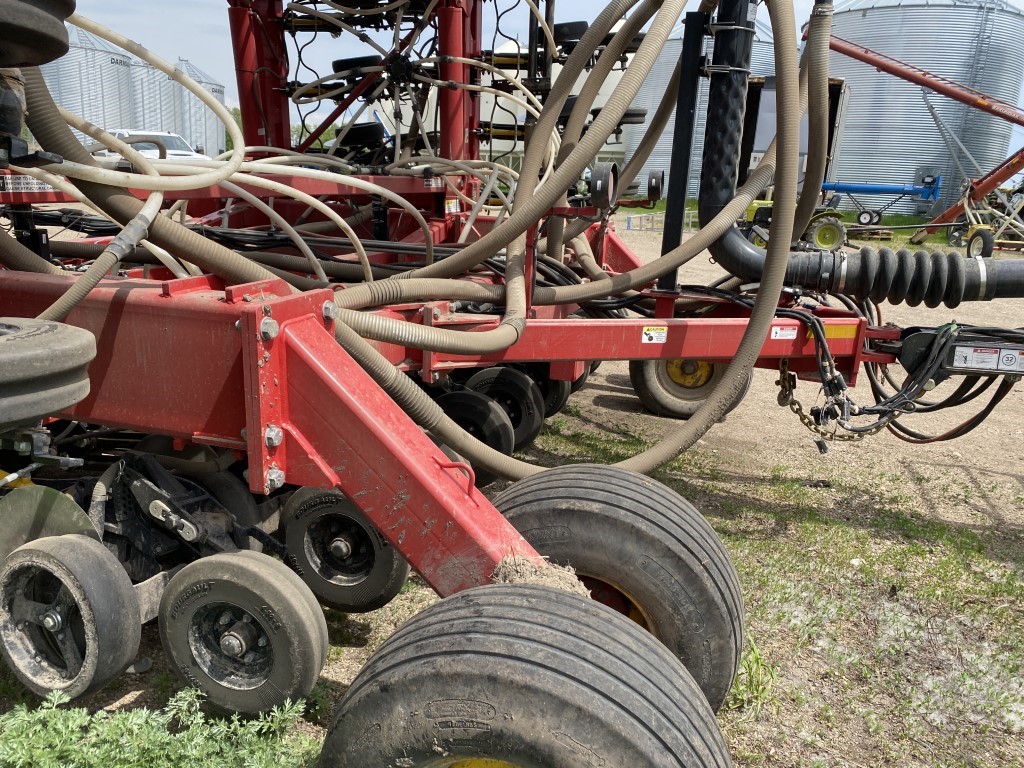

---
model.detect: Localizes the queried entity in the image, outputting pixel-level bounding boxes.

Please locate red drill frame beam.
[0,271,541,597]
[228,0,291,150]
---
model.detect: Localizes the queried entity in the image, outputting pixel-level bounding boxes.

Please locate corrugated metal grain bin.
[829,0,1024,213]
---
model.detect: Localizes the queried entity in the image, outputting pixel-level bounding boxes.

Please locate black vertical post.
[657,11,709,291]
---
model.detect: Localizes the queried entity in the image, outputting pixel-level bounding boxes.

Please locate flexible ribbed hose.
[791,1,833,237]
[618,0,801,473]
[22,67,275,285]
[390,0,644,281]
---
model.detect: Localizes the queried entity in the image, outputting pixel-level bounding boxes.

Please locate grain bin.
[829,0,1024,214]
[174,60,227,156]
[623,21,777,199]
[38,26,134,138]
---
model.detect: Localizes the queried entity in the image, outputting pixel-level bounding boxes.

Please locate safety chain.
[775,360,885,451]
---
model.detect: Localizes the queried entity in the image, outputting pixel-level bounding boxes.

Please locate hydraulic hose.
[21,67,275,286]
[791,2,833,238]
[618,0,802,473]
[699,0,1024,306]
[0,228,63,275]
[392,0,645,280]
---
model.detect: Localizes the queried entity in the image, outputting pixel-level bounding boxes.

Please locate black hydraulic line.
[696,0,1024,307]
[657,10,709,291]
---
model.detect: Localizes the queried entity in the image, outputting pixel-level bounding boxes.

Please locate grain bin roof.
[835,0,1024,15]
[66,25,132,56]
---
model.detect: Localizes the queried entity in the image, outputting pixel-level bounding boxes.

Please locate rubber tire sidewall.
[158,552,324,714]
[0,534,140,699]
[322,584,731,768]
[493,466,744,711]
[282,487,409,613]
[967,228,995,258]
[629,359,750,419]
[465,367,545,450]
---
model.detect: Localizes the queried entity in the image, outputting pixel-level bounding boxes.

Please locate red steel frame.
[0,3,899,598]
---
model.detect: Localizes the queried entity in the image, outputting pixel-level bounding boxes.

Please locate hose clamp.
[975,254,988,301]
[835,250,848,294]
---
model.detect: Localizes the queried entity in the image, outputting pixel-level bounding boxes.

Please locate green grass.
[0,690,319,768]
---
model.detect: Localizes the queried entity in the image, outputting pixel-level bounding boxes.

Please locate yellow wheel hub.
[665,359,714,389]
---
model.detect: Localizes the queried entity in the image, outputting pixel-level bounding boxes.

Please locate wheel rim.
[186,601,273,691]
[1,564,88,685]
[812,223,840,249]
[304,513,376,587]
[665,359,714,389]
[578,574,653,631]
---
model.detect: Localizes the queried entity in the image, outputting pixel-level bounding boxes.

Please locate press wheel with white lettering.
[157,551,327,714]
[492,465,744,712]
[320,584,732,768]
[629,358,751,419]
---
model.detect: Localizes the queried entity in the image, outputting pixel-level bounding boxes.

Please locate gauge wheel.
[0,318,95,432]
[857,210,873,226]
[282,487,409,614]
[494,465,744,711]
[158,551,327,714]
[967,228,995,259]
[465,367,545,450]
[320,584,731,768]
[519,363,573,417]
[435,390,515,487]
[805,216,846,251]
[0,534,140,699]
[629,358,751,419]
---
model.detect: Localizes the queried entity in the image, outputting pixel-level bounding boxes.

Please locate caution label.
[641,326,668,344]
[771,326,798,340]
[0,175,54,193]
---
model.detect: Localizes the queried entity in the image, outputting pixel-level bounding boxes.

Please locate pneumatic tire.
[493,465,744,711]
[0,318,95,431]
[629,358,751,419]
[967,228,995,259]
[320,584,732,768]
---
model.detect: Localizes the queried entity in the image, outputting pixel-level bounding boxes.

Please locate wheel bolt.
[41,611,62,632]
[257,636,268,648]
[218,612,232,626]
[330,535,356,559]
[220,633,245,658]
[242,651,258,664]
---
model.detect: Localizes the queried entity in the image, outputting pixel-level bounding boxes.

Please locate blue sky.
[73,0,819,105]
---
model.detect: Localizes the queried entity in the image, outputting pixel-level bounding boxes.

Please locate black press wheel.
[465,367,545,450]
[282,487,409,614]
[493,465,744,711]
[967,228,995,259]
[629,358,751,419]
[0,534,141,699]
[435,389,515,487]
[856,210,873,226]
[320,584,731,768]
[0,318,96,432]
[520,363,573,417]
[158,551,327,714]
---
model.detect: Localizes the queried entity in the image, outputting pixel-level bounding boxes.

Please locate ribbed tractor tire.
[492,465,744,712]
[320,584,732,768]
[0,318,95,432]
[629,358,751,419]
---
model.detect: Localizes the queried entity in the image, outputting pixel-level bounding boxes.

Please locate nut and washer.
[259,317,280,341]
[322,301,337,321]
[264,424,284,448]
[266,467,286,490]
